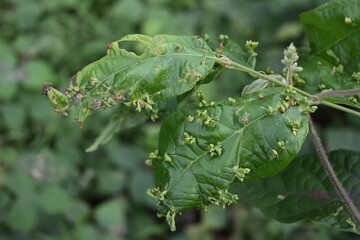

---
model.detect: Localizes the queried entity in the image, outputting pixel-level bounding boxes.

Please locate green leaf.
[232,150,360,234]
[129,169,157,209]
[86,96,181,152]
[86,110,147,152]
[5,170,36,196]
[0,41,19,101]
[298,56,360,109]
[152,88,310,220]
[37,185,73,214]
[25,60,56,91]
[300,0,360,72]
[95,170,126,195]
[241,75,285,96]
[46,34,216,125]
[94,199,127,232]
[75,224,100,240]
[7,199,38,232]
[221,39,256,69]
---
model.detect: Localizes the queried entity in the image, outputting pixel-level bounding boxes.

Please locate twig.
[307,114,360,227]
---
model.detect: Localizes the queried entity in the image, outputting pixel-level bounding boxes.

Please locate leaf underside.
[153,88,310,215]
[233,150,360,234]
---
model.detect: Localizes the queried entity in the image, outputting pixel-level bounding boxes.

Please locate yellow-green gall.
[181,132,196,145]
[233,166,251,182]
[277,141,285,149]
[344,17,352,24]
[164,153,172,162]
[187,115,195,122]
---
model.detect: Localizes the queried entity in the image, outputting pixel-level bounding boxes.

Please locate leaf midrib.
[164,112,269,198]
[88,52,214,94]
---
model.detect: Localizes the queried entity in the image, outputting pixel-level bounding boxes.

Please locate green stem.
[307,114,360,228]
[213,57,312,98]
[320,100,360,118]
[287,65,293,86]
[212,57,360,118]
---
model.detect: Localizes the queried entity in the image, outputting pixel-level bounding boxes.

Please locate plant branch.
[320,100,360,118]
[316,88,360,97]
[307,114,360,227]
[212,57,360,118]
[213,57,312,98]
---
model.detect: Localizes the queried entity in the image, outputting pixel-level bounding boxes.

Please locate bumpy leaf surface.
[46,34,215,124]
[153,88,310,216]
[232,150,360,234]
[300,0,360,72]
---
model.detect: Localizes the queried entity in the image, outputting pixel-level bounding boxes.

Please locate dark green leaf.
[152,88,310,219]
[86,110,147,152]
[300,0,360,72]
[46,34,215,125]
[233,150,360,234]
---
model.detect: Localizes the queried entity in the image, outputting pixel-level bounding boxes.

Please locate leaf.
[152,88,310,219]
[94,199,127,232]
[86,96,181,152]
[95,170,126,195]
[242,79,270,96]
[300,0,360,72]
[75,224,100,240]
[24,60,56,91]
[298,56,360,109]
[45,34,216,125]
[221,39,256,69]
[86,110,147,152]
[232,150,360,234]
[129,169,158,209]
[199,38,257,85]
[7,199,38,232]
[37,185,73,214]
[241,75,285,96]
[5,170,36,196]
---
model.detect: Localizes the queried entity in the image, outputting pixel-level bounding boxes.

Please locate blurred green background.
[1,0,360,239]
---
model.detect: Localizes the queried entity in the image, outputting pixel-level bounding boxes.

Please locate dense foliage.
[1,0,360,239]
